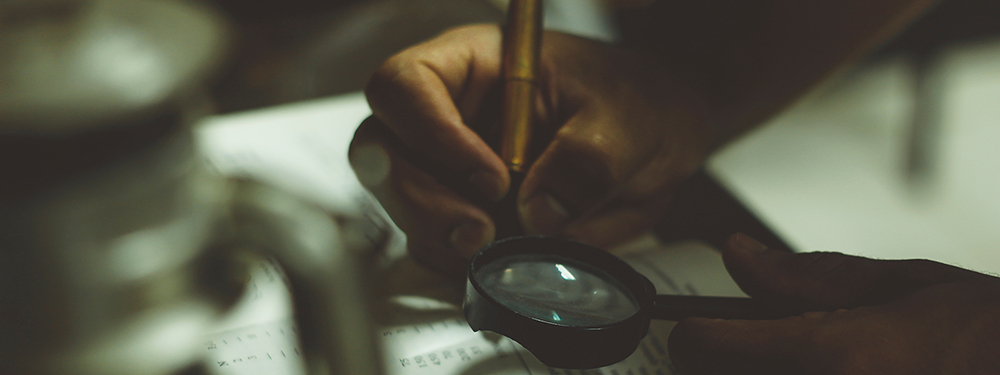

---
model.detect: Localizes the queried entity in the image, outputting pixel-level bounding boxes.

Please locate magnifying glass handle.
[652,295,811,321]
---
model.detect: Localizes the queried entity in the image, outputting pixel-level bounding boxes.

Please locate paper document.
[198,238,744,375]
[196,93,747,374]
[376,238,746,375]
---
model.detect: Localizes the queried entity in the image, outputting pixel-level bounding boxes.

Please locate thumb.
[722,233,985,309]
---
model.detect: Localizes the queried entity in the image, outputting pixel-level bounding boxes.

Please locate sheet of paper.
[196,239,744,375]
[375,238,745,375]
[196,93,746,374]
[196,92,374,216]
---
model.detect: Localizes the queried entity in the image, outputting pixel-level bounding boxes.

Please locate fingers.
[517,121,618,237]
[517,98,705,246]
[350,117,494,275]
[363,25,716,257]
[511,32,711,244]
[669,280,1000,375]
[721,233,990,308]
[359,24,511,274]
[515,129,675,247]
[365,24,510,203]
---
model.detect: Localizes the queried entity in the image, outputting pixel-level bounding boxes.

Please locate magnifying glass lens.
[474,254,641,327]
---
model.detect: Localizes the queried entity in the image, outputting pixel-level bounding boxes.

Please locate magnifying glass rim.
[464,236,662,369]
[468,236,656,328]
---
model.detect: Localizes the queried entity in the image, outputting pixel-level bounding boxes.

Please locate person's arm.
[351,1,936,275]
[723,1,934,130]
[622,0,938,149]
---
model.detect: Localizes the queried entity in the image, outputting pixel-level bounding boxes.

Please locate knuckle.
[784,252,873,302]
[365,50,431,105]
[792,251,861,282]
[553,129,620,180]
[366,54,408,98]
[439,23,493,38]
[793,251,849,273]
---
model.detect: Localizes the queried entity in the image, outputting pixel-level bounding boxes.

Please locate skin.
[352,0,937,275]
[353,26,713,274]
[670,234,1000,375]
[349,1,1000,371]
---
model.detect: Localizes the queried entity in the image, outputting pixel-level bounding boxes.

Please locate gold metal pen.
[500,0,543,173]
[491,0,543,239]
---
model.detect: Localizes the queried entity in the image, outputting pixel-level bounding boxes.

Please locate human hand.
[350,24,715,275]
[668,233,1000,374]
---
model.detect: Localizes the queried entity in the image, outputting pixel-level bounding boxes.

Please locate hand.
[668,233,1000,374]
[350,24,715,274]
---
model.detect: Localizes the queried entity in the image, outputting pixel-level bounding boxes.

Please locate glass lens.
[474,254,640,327]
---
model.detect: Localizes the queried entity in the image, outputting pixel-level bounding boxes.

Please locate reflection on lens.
[475,254,640,327]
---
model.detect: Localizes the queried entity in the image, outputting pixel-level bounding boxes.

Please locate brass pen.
[492,0,543,238]
[500,0,543,173]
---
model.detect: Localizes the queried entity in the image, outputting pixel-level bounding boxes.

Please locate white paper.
[196,93,746,375]
[196,238,743,375]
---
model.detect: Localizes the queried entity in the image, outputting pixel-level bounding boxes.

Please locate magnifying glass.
[463,236,812,369]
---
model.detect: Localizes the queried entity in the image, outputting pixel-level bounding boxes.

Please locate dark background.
[205,0,1000,113]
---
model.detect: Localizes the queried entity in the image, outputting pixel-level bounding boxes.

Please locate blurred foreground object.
[0,1,382,374]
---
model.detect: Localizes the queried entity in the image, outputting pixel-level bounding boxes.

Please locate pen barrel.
[500,0,543,172]
[500,80,536,172]
[502,0,543,81]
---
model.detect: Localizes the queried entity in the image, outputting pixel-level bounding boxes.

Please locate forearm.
[621,0,938,149]
[711,0,936,141]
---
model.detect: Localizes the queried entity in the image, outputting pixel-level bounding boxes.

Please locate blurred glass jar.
[0,1,382,375]
[0,1,232,374]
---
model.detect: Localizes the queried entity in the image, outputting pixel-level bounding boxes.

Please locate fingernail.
[349,143,391,188]
[733,233,769,254]
[519,192,571,236]
[450,222,494,258]
[469,171,506,202]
